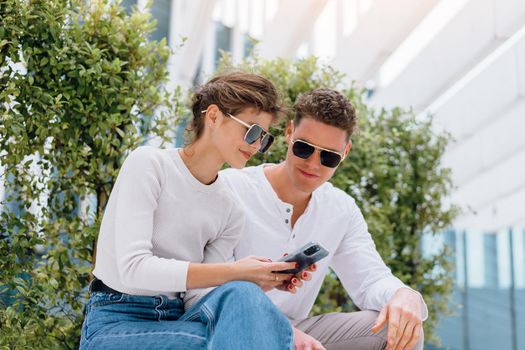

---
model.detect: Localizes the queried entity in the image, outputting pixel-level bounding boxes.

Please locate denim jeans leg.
[80,293,207,350]
[181,281,293,350]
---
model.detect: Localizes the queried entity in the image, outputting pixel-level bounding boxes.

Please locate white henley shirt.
[221,164,428,321]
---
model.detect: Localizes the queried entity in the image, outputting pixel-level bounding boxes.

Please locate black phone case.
[276,241,329,274]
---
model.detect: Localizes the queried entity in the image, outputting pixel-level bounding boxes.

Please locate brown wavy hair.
[189,71,285,142]
[294,88,357,138]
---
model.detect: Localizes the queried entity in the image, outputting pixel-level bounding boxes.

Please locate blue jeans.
[80,281,293,349]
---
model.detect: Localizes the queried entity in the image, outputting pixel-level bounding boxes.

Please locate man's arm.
[329,202,427,350]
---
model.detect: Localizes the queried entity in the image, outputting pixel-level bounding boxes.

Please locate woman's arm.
[187,257,295,291]
[110,147,294,292]
[111,147,193,292]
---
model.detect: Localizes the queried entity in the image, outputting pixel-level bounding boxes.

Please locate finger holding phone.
[275,241,328,293]
[233,255,296,291]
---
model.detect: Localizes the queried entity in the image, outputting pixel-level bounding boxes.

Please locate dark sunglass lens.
[245,125,264,144]
[320,151,341,168]
[292,141,315,159]
[259,134,274,153]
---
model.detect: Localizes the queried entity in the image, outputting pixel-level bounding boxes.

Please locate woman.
[80,72,296,349]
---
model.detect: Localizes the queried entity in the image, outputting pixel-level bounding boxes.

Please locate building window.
[150,0,171,42]
[484,233,498,288]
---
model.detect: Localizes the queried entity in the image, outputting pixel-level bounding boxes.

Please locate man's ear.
[344,139,352,158]
[284,120,294,141]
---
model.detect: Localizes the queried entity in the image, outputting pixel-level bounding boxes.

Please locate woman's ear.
[204,104,222,130]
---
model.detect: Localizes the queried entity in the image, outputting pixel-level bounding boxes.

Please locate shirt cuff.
[176,260,190,292]
[396,286,429,321]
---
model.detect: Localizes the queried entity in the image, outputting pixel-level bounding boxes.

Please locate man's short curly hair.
[293,88,357,138]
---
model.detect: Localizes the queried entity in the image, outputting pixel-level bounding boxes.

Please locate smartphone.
[275,241,329,274]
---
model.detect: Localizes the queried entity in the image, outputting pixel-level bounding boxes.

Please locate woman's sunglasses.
[201,110,274,153]
[291,139,344,168]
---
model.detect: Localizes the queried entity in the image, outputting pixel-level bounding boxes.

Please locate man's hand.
[293,327,325,350]
[371,288,423,350]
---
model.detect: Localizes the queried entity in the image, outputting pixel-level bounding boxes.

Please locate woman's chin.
[226,158,248,169]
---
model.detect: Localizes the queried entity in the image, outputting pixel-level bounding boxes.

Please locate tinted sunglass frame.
[201,109,274,153]
[291,139,344,168]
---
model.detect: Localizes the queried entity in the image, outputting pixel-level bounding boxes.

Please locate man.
[221,88,427,350]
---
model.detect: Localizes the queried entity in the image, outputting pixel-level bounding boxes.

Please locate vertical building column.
[231,0,245,64]
[167,0,217,90]
[257,0,328,59]
[509,228,517,350]
[462,230,470,350]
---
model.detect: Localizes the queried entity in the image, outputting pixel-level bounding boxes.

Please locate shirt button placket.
[284,206,291,226]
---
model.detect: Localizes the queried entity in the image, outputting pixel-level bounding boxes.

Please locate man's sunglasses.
[201,110,274,153]
[291,139,344,168]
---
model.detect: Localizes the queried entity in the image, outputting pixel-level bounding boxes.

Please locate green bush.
[218,53,459,345]
[0,0,179,348]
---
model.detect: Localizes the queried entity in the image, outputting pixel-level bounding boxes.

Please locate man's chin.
[292,177,321,195]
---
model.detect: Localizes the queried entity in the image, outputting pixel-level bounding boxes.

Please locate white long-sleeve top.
[221,164,428,321]
[93,146,244,298]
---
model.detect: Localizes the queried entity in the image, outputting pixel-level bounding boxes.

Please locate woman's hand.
[232,256,295,291]
[276,252,317,294]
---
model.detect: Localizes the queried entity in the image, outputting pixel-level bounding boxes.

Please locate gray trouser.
[292,311,424,350]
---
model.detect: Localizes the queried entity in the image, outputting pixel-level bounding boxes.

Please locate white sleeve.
[330,202,428,320]
[113,147,190,292]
